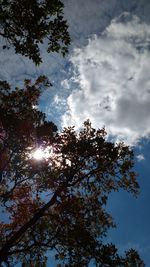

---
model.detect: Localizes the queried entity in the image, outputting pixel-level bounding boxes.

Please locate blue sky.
[1,0,150,265]
[107,148,150,265]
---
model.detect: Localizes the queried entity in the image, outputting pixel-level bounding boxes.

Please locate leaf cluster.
[0,0,71,64]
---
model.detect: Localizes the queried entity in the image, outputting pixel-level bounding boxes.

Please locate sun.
[30,146,62,166]
[32,148,45,160]
[31,146,53,161]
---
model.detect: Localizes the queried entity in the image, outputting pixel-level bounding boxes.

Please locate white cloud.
[136,154,145,161]
[1,1,150,136]
[62,13,150,144]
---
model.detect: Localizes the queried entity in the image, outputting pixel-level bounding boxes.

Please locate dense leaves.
[0,0,71,64]
[0,79,144,266]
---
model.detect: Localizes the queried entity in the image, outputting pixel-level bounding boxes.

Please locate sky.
[1,0,150,265]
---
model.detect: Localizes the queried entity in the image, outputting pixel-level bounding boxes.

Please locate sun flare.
[32,148,45,160]
[31,146,55,161]
[30,146,62,167]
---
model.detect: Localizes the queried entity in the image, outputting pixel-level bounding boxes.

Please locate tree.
[0,78,144,266]
[0,0,71,64]
[0,1,145,266]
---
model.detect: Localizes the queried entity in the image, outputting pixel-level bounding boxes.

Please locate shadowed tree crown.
[0,78,144,267]
[0,0,71,64]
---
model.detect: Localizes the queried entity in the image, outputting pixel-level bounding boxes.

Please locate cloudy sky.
[1,0,150,265]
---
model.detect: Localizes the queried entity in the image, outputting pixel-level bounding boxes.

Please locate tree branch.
[0,186,62,263]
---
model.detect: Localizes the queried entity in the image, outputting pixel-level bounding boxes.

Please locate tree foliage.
[0,0,71,64]
[0,78,144,266]
[0,1,145,266]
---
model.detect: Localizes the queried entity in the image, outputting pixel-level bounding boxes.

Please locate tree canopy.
[0,0,71,64]
[0,78,144,266]
[0,0,145,266]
